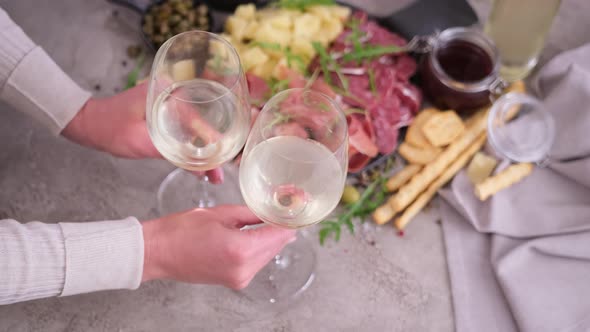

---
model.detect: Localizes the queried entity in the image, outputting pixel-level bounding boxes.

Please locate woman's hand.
[141,205,296,289]
[62,83,223,182]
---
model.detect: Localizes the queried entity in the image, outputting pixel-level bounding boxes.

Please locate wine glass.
[146,31,250,214]
[239,88,348,304]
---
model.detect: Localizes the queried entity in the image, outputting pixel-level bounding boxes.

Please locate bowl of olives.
[110,0,214,51]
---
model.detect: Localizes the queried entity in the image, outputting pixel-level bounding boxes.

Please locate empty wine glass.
[239,88,348,305]
[146,31,250,214]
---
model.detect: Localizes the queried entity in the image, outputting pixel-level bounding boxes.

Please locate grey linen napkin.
[439,43,590,332]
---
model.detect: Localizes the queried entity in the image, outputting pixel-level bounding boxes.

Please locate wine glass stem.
[194,174,215,208]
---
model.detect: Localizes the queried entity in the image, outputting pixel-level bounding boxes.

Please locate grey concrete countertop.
[0,0,588,331]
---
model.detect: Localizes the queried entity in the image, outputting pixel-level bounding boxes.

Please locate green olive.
[159,22,169,34]
[197,4,208,16]
[341,185,360,204]
[175,3,188,15]
[152,34,165,45]
[197,16,208,26]
[177,20,190,31]
[144,14,153,25]
[169,14,182,25]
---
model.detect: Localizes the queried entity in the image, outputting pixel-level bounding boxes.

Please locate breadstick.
[386,164,422,192]
[372,203,396,225]
[475,163,534,201]
[394,134,487,230]
[389,110,488,212]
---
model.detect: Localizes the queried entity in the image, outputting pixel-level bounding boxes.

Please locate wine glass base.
[240,236,316,308]
[156,163,243,216]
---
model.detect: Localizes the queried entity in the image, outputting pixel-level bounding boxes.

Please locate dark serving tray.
[109,0,479,176]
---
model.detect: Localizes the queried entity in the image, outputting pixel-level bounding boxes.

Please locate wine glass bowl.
[239,88,348,229]
[146,31,250,172]
[145,31,251,214]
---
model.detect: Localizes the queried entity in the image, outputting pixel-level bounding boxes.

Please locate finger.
[205,167,224,184]
[187,168,223,184]
[242,227,297,274]
[169,89,223,144]
[121,124,162,160]
[213,205,263,228]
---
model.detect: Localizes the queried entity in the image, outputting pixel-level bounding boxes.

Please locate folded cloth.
[439,43,590,332]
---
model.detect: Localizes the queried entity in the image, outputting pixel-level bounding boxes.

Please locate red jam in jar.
[420,28,500,113]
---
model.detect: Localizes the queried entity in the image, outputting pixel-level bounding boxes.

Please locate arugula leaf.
[342,45,404,62]
[125,51,145,90]
[344,108,366,116]
[318,175,387,245]
[277,0,335,10]
[311,41,349,89]
[312,41,332,85]
[367,67,377,95]
[252,41,283,51]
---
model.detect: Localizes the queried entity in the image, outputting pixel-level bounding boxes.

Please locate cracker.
[405,108,438,149]
[398,143,442,165]
[422,111,465,147]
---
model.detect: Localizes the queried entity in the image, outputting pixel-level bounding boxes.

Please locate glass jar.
[419,27,503,113]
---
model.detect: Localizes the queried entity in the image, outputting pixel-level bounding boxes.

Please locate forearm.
[0,7,91,135]
[0,218,144,305]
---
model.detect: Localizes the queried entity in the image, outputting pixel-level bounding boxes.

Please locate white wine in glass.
[146,31,251,214]
[239,88,348,304]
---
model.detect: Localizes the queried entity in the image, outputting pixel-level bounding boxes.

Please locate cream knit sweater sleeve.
[0,7,145,305]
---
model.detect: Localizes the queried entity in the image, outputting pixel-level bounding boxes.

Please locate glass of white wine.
[239,88,348,304]
[146,31,250,215]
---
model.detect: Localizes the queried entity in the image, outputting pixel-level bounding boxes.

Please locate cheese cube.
[171,59,196,81]
[225,16,249,41]
[241,47,269,72]
[290,39,316,60]
[330,6,352,21]
[243,21,260,41]
[251,58,277,80]
[322,17,344,42]
[306,5,332,21]
[293,14,321,40]
[264,13,292,30]
[235,4,256,20]
[467,152,498,184]
[254,23,291,47]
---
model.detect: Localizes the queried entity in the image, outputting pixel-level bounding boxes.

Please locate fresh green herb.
[312,41,332,85]
[342,45,404,62]
[304,68,320,90]
[345,18,365,65]
[285,48,307,74]
[267,78,290,98]
[317,102,330,112]
[319,176,388,245]
[263,113,291,132]
[277,0,335,10]
[125,51,145,89]
[311,41,348,89]
[344,108,366,116]
[254,42,306,74]
[252,41,283,51]
[332,85,364,105]
[367,67,377,95]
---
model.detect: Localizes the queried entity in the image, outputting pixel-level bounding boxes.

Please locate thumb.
[243,224,297,256]
[212,205,263,229]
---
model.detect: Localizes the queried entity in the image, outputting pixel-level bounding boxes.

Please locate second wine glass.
[239,88,348,304]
